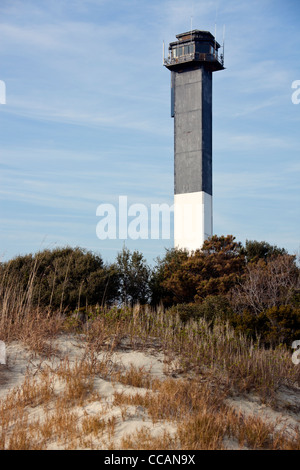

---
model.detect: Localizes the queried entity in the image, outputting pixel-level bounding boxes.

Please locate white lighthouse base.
[174,191,212,252]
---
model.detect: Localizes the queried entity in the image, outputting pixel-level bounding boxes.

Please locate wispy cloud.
[1,0,299,262]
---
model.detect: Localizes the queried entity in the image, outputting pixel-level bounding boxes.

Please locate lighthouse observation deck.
[164,30,224,72]
[164,29,225,251]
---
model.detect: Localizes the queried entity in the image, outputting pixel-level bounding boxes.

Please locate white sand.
[1,333,299,449]
[0,334,178,449]
[226,389,300,439]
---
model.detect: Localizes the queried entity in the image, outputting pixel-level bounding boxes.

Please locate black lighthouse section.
[164,30,224,197]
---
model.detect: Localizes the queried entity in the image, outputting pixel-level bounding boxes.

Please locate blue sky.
[0,0,299,265]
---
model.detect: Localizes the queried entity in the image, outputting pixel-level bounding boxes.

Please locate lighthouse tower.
[164,30,224,251]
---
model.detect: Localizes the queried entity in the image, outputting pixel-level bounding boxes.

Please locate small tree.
[150,248,190,306]
[195,235,245,300]
[242,240,287,263]
[116,246,151,305]
[230,254,300,316]
[154,235,245,305]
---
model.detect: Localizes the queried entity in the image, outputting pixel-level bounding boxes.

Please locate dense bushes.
[166,296,234,324]
[0,247,119,311]
[151,236,300,346]
[230,305,300,347]
[1,235,299,346]
[241,239,287,263]
[0,245,152,312]
[151,235,245,306]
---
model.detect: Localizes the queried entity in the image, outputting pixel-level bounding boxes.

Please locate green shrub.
[230,310,266,340]
[0,247,119,312]
[166,295,234,324]
[263,305,300,346]
[242,240,287,263]
[230,305,300,347]
[167,303,203,323]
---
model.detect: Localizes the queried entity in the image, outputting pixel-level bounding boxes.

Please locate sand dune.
[1,333,299,450]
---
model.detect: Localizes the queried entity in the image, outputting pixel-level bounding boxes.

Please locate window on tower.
[184,44,195,55]
[172,44,195,59]
[195,43,210,54]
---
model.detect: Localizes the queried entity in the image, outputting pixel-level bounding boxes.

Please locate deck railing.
[164,52,224,68]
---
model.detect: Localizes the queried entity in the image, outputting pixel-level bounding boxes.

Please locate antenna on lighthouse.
[222,24,225,64]
[214,24,217,58]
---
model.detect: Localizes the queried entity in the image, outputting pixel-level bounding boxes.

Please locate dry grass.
[0,350,116,450]
[121,428,178,450]
[112,364,154,389]
[1,267,300,450]
[1,337,300,450]
[0,259,64,354]
[83,307,300,403]
[113,373,300,450]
